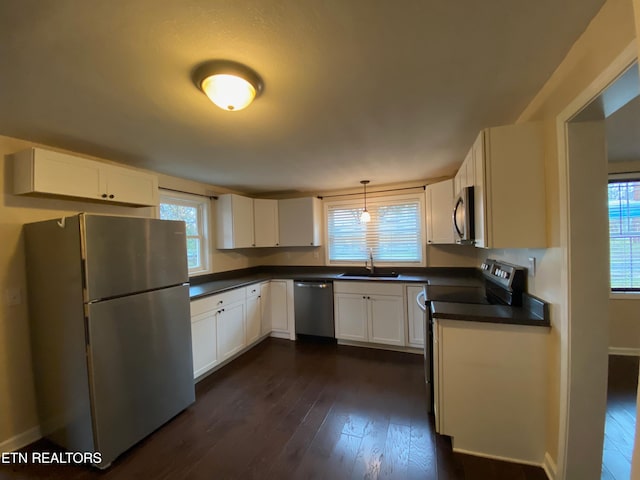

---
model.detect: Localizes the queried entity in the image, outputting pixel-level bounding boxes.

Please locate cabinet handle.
[362,296,366,299]
[310,242,313,245]
[109,194,115,199]
[101,194,107,198]
[217,300,223,305]
[258,295,261,299]
[276,243,279,246]
[252,243,256,247]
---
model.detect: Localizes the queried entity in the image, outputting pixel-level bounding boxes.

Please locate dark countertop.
[431,293,550,328]
[189,265,482,300]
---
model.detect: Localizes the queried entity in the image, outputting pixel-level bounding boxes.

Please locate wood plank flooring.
[602,355,639,480]
[3,338,548,479]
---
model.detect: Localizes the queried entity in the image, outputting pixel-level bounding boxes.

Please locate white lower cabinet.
[260,282,272,335]
[245,283,267,345]
[334,282,406,347]
[434,318,548,464]
[190,280,292,380]
[190,307,218,379]
[333,294,368,342]
[216,300,246,362]
[269,279,291,336]
[406,285,425,347]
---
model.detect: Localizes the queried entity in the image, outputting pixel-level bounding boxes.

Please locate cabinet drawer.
[190,287,246,317]
[334,281,404,296]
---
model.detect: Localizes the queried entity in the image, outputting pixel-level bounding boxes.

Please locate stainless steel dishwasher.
[294,281,335,338]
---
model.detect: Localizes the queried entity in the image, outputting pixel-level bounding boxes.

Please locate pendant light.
[193,60,264,112]
[360,180,371,223]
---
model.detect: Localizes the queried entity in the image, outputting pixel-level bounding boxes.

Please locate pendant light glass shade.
[201,74,256,111]
[193,60,263,112]
[360,180,371,223]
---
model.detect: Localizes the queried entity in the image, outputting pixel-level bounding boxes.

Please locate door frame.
[555,40,638,479]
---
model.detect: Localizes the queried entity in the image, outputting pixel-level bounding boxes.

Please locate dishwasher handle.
[295,282,330,288]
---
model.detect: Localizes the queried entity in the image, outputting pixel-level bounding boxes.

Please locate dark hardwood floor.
[602,355,639,480]
[3,338,548,479]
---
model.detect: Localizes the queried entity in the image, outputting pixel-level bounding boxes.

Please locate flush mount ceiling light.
[360,180,371,223]
[193,60,264,112]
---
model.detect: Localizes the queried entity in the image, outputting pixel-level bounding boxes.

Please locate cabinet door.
[406,286,425,347]
[216,300,246,362]
[104,166,158,206]
[270,280,289,333]
[260,282,272,335]
[217,194,254,249]
[426,179,454,245]
[245,294,262,345]
[253,199,279,247]
[31,149,103,200]
[334,293,368,342]
[472,132,486,248]
[278,197,321,246]
[191,310,217,379]
[464,149,475,188]
[368,294,406,346]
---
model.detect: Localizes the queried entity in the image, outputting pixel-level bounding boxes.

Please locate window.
[159,191,211,275]
[326,194,424,265]
[608,177,640,290]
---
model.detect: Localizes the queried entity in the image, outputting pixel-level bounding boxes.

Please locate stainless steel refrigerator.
[24,213,195,468]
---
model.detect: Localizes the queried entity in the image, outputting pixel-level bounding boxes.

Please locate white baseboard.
[543,451,557,480]
[451,447,544,468]
[269,331,291,340]
[609,347,640,356]
[0,426,41,452]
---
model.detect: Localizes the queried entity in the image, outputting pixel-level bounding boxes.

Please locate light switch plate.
[528,257,536,276]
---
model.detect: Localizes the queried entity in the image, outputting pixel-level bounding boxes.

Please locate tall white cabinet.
[426,179,454,244]
[253,199,279,247]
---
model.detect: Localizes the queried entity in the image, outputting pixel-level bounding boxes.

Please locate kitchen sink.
[339,271,400,279]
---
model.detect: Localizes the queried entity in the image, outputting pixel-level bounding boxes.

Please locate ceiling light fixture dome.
[193,60,264,112]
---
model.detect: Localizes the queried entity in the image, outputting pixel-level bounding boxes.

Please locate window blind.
[327,196,423,264]
[608,179,640,290]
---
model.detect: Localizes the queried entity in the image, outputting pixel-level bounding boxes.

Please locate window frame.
[608,172,640,295]
[158,191,211,277]
[324,192,426,267]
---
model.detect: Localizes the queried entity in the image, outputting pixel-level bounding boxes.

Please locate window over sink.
[326,193,424,266]
[159,191,211,276]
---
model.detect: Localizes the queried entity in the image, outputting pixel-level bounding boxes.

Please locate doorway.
[558,53,639,479]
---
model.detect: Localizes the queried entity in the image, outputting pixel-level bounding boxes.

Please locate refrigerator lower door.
[82,214,189,301]
[86,285,194,466]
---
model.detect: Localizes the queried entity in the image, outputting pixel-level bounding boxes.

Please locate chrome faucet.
[366,250,375,274]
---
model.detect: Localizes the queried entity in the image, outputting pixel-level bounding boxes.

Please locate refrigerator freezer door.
[82,215,188,301]
[86,285,194,466]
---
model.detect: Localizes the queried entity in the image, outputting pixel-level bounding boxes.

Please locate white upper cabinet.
[453,150,474,196]
[426,179,454,245]
[278,197,322,247]
[216,194,255,249]
[253,199,279,247]
[472,123,545,249]
[13,147,158,207]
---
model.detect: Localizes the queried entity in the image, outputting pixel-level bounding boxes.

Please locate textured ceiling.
[0,0,606,194]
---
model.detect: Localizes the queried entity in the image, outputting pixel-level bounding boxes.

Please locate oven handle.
[416,289,427,312]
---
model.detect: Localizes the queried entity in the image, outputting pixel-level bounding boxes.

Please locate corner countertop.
[189,266,482,300]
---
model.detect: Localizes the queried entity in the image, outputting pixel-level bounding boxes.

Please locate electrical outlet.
[528,257,536,277]
[5,288,22,306]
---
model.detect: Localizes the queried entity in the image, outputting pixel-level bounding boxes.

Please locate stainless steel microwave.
[453,186,475,245]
